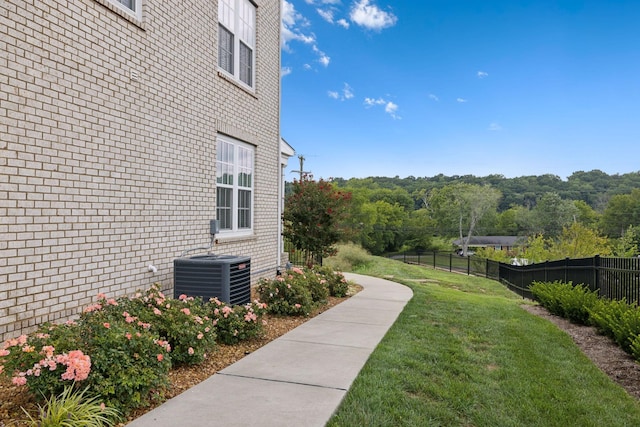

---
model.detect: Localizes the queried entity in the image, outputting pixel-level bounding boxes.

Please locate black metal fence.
[286,250,322,268]
[392,251,640,304]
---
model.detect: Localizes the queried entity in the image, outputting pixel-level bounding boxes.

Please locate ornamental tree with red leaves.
[283,175,351,267]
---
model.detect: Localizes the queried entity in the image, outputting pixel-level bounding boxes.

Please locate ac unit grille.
[173,255,251,305]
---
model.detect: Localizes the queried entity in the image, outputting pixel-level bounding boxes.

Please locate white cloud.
[457,98,468,103]
[281,66,292,77]
[313,45,331,66]
[336,18,350,28]
[364,97,400,119]
[343,83,354,99]
[350,0,397,30]
[428,93,439,101]
[329,83,354,101]
[385,101,400,119]
[282,1,331,69]
[488,122,502,131]
[305,0,341,4]
[477,71,488,79]
[317,8,334,23]
[364,97,386,106]
[281,1,315,51]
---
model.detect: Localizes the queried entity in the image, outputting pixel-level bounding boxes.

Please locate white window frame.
[108,0,142,21]
[218,0,256,89]
[216,135,255,237]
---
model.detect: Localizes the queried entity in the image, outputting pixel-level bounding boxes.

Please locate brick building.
[0,0,285,341]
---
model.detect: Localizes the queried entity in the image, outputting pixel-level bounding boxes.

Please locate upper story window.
[218,0,256,89]
[108,0,142,20]
[216,135,254,236]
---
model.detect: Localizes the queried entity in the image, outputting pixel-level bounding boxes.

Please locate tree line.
[283,170,640,263]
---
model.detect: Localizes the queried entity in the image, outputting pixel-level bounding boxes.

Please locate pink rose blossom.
[157,354,164,362]
[12,376,27,386]
[181,308,191,316]
[188,347,194,355]
[197,333,204,340]
[153,307,162,316]
[0,349,10,357]
[103,323,110,329]
[179,294,188,301]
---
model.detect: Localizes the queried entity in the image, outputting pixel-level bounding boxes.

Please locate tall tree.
[429,183,501,255]
[600,189,640,237]
[283,176,351,266]
[530,192,579,237]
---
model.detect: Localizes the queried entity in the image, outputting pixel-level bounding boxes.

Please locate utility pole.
[291,155,310,181]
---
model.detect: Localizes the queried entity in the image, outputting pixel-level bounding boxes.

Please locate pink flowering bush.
[0,324,90,399]
[257,266,350,316]
[313,266,350,297]
[78,298,172,413]
[257,268,315,316]
[125,285,217,365]
[208,298,268,345]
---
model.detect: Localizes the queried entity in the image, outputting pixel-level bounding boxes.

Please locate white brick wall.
[0,0,282,341]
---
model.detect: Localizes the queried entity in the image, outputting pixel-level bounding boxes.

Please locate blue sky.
[280,0,640,181]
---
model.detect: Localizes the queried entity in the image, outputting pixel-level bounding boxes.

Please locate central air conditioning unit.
[173,255,251,305]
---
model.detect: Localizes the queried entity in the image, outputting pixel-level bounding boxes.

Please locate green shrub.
[312,266,350,297]
[257,268,315,316]
[23,385,120,427]
[209,299,267,345]
[588,298,640,353]
[530,281,570,317]
[79,302,172,413]
[530,281,599,325]
[305,269,330,304]
[126,285,217,365]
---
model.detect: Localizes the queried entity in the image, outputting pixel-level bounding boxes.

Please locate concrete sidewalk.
[126,273,412,427]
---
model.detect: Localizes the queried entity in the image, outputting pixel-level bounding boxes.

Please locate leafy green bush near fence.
[589,298,640,354]
[531,281,640,361]
[530,281,600,324]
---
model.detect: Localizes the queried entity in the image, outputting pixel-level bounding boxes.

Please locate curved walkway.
[126,273,412,427]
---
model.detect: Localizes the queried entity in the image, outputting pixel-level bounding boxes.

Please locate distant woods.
[284,170,640,257]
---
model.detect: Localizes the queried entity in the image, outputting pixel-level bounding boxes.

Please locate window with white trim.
[108,0,142,20]
[216,135,254,235]
[218,0,256,88]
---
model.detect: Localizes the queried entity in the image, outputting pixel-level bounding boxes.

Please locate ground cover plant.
[326,254,640,427]
[530,280,640,360]
[1,266,349,425]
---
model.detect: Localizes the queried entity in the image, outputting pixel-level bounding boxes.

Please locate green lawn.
[327,257,640,427]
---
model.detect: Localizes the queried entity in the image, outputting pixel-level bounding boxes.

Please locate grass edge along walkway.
[327,262,640,427]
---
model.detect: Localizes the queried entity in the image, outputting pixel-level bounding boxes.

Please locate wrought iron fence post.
[594,255,600,295]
